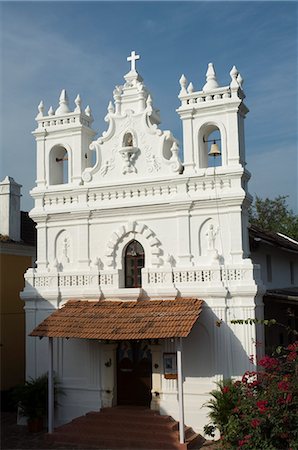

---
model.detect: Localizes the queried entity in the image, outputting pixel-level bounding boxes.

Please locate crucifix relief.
[127,50,140,72]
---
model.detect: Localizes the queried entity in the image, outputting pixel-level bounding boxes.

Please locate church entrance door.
[117,341,152,407]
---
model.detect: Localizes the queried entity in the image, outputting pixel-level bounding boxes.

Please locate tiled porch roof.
[30,298,204,340]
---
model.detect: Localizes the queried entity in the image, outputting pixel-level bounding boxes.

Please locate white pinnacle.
[179,74,188,95]
[203,63,219,92]
[85,105,91,117]
[74,94,82,113]
[37,100,44,117]
[48,106,54,116]
[56,89,70,114]
[237,73,244,87]
[230,65,239,88]
[146,94,153,105]
[179,74,187,88]
[187,82,194,94]
[108,101,114,113]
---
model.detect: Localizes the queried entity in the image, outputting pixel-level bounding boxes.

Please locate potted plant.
[14,373,63,432]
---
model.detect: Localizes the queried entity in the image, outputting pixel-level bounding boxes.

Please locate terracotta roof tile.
[30,298,203,340]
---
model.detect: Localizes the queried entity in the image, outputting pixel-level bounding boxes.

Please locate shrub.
[204,342,298,449]
[13,373,63,420]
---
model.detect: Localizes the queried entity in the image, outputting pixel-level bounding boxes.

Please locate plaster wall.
[0,250,34,391]
[251,244,298,289]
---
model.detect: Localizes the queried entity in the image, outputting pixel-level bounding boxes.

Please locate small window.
[290,261,294,285]
[124,240,144,288]
[266,254,272,282]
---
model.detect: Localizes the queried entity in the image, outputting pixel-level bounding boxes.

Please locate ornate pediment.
[82,52,183,184]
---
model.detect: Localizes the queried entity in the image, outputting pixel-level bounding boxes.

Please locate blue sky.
[0,1,297,212]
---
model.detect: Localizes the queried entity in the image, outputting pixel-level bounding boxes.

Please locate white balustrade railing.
[24,265,254,293]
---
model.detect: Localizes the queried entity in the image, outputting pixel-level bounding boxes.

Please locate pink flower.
[287,341,298,351]
[256,400,268,413]
[251,418,261,428]
[278,381,290,391]
[285,393,292,404]
[258,356,279,370]
[287,352,297,362]
[222,386,230,394]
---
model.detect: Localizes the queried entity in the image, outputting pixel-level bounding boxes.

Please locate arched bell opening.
[199,124,223,169]
[49,145,69,185]
[124,240,145,288]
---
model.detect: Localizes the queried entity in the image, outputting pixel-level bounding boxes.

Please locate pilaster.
[150,344,162,411]
[100,343,117,407]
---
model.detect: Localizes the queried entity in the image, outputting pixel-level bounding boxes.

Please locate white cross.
[127,50,140,72]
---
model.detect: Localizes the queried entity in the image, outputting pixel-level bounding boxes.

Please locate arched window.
[49,145,69,185]
[124,240,145,288]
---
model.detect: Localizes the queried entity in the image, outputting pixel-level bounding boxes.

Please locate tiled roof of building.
[30,298,204,340]
[249,225,298,253]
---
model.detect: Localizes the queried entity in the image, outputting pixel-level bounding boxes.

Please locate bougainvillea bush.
[204,342,298,449]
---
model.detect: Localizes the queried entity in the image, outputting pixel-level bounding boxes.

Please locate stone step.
[55,421,195,442]
[49,432,186,450]
[71,413,176,429]
[49,407,205,450]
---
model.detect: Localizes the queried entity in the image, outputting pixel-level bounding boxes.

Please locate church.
[21,51,269,437]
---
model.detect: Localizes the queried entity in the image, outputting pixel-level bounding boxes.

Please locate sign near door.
[163,352,177,379]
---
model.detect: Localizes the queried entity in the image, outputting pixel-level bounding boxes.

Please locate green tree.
[249,195,298,241]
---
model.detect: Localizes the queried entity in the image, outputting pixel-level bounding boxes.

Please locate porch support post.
[177,336,185,444]
[48,337,54,434]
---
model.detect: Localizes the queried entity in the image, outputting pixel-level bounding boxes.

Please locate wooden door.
[117,341,152,406]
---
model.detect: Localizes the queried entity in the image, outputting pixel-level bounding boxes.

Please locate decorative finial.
[127,50,140,72]
[107,101,114,113]
[37,100,44,117]
[55,89,70,114]
[146,94,153,106]
[187,82,194,94]
[85,105,92,117]
[203,63,219,92]
[48,106,54,116]
[230,65,239,88]
[179,74,188,95]
[74,94,82,112]
[237,73,244,88]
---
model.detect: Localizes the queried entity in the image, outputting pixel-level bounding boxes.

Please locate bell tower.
[177,63,252,262]
[32,90,96,189]
[177,63,248,174]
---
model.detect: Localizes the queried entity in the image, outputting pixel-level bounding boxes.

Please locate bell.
[208,141,221,157]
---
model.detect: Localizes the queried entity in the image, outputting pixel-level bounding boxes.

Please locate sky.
[0,1,297,212]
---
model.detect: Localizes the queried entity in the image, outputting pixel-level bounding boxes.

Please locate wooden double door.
[117,341,152,407]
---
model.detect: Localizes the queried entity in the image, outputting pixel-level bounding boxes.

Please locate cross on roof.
[127,51,140,72]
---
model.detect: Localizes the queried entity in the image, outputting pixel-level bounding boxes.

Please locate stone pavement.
[1,412,86,450]
[1,412,219,450]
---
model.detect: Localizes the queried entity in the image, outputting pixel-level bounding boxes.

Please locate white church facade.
[21,52,266,434]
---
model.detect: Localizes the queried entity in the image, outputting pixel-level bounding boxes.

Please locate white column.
[48,337,54,434]
[177,337,185,444]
